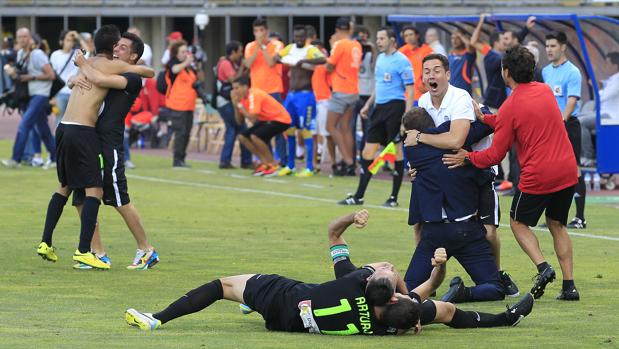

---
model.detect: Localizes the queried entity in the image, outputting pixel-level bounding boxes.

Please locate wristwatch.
[415,132,422,144]
[463,156,471,165]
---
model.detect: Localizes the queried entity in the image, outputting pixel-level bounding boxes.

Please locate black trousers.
[170,110,194,163]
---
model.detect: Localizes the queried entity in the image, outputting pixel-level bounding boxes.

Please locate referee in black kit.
[338,27,414,208]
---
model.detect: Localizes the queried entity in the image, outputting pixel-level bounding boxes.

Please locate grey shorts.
[327,92,359,114]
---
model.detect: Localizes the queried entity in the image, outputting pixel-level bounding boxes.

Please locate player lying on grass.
[327,210,534,330]
[125,210,534,334]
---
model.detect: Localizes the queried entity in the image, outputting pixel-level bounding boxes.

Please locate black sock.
[562,279,575,290]
[390,160,404,200]
[575,176,586,220]
[78,196,101,253]
[41,193,68,246]
[153,280,224,324]
[536,261,550,273]
[446,308,509,328]
[354,159,373,200]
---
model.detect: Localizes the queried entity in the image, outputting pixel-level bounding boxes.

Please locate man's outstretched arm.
[328,210,368,279]
[411,248,447,301]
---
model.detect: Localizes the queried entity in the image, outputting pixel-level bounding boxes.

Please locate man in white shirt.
[127,27,152,67]
[425,28,447,57]
[50,30,81,124]
[580,51,619,165]
[404,53,519,298]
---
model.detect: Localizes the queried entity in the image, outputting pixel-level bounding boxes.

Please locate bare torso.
[289,65,313,91]
[62,56,112,126]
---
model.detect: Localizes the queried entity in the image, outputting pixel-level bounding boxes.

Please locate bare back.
[63,56,111,126]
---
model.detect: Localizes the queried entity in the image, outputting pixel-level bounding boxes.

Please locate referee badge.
[384,72,392,82]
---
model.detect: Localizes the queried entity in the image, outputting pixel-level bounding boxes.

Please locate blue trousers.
[404,221,504,302]
[218,102,251,166]
[12,95,56,162]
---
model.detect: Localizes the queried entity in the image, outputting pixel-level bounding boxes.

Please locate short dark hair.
[233,75,250,86]
[311,39,323,48]
[305,25,317,38]
[121,32,144,62]
[335,17,351,30]
[253,17,268,29]
[402,107,436,132]
[422,53,450,72]
[502,46,535,83]
[365,278,395,306]
[545,31,568,45]
[377,26,397,41]
[226,40,242,56]
[401,25,419,35]
[354,25,369,37]
[607,51,619,66]
[94,24,120,55]
[293,24,306,33]
[381,298,421,331]
[489,31,501,47]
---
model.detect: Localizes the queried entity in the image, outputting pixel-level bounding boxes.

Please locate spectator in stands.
[128,27,152,66]
[165,40,197,168]
[161,31,183,66]
[399,25,433,102]
[2,28,56,169]
[50,30,80,125]
[245,18,287,166]
[448,29,476,94]
[501,16,536,50]
[580,52,619,166]
[471,15,507,112]
[543,31,587,230]
[326,17,362,176]
[425,28,446,56]
[353,25,376,164]
[216,40,252,169]
[232,76,292,177]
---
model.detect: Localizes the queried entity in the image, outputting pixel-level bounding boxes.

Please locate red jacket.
[469,82,578,194]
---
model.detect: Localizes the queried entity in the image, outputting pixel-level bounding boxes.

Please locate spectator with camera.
[215,40,252,169]
[164,40,198,168]
[2,28,56,169]
[50,30,80,125]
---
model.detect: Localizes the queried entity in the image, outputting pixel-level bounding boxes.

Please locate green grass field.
[1,140,618,348]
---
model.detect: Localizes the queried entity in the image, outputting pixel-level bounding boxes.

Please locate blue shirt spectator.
[483,49,507,109]
[542,60,582,116]
[448,50,476,94]
[374,50,413,104]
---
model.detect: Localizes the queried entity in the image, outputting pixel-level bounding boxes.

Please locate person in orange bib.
[233,76,292,177]
[398,26,434,102]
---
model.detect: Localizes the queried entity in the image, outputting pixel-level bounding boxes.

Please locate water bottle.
[584,173,591,190]
[593,173,601,191]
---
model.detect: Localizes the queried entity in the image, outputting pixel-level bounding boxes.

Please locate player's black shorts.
[243,274,312,333]
[479,174,500,227]
[565,116,581,166]
[366,100,406,146]
[510,185,576,227]
[56,123,103,190]
[241,121,290,144]
[73,145,130,207]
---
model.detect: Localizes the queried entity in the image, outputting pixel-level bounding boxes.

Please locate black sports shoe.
[441,276,468,303]
[500,271,520,297]
[345,164,356,176]
[382,196,399,208]
[556,286,580,301]
[332,164,346,176]
[530,265,556,299]
[505,293,534,327]
[567,217,586,229]
[337,194,363,206]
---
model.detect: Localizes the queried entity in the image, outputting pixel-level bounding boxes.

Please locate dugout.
[388,14,619,178]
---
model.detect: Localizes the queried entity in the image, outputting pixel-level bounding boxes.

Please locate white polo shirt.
[418,84,495,170]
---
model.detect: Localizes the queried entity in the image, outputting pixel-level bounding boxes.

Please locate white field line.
[126,174,619,242]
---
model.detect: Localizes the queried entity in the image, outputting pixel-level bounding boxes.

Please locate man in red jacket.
[443,46,580,301]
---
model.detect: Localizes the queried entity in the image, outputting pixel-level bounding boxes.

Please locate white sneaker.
[31,157,44,167]
[1,159,19,168]
[125,160,136,169]
[42,160,56,170]
[125,308,161,330]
